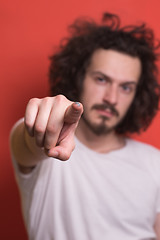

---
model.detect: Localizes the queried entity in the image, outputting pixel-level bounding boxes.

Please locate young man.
[10,13,160,239]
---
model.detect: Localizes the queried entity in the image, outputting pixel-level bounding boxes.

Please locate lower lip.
[96,109,114,118]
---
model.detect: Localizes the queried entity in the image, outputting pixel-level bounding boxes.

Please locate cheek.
[119,96,135,114]
[81,86,101,104]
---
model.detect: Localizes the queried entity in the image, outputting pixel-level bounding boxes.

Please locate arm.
[10,95,83,174]
[155,213,160,240]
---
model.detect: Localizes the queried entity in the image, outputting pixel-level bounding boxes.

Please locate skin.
[10,49,160,238]
[76,49,141,153]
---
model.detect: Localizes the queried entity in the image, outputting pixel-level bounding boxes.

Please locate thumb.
[64,102,83,124]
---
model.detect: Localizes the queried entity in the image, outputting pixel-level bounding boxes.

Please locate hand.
[24,95,83,160]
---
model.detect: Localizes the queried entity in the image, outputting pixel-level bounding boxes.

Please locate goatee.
[81,102,119,136]
[81,115,115,136]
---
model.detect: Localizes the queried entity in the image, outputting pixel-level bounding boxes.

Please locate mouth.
[96,108,114,118]
[92,104,119,118]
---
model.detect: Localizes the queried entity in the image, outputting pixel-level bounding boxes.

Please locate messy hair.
[49,13,160,134]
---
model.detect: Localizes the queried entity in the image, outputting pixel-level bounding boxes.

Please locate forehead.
[88,49,142,82]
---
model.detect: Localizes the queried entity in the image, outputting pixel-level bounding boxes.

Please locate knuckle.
[34,124,45,134]
[28,98,40,106]
[46,124,57,135]
[55,94,67,104]
[24,120,33,131]
[24,118,31,128]
[42,97,52,105]
[24,119,33,133]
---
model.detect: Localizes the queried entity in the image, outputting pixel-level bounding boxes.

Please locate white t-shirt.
[11,129,160,240]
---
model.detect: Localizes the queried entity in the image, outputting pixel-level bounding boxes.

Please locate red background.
[1,0,160,239]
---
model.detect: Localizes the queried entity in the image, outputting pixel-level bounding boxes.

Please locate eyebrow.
[90,71,138,86]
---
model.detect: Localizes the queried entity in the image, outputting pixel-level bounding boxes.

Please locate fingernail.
[74,102,80,107]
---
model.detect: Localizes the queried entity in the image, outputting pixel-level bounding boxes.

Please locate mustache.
[91,103,119,117]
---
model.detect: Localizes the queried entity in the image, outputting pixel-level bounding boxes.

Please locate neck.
[75,119,126,153]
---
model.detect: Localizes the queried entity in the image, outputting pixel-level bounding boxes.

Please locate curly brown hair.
[49,13,160,134]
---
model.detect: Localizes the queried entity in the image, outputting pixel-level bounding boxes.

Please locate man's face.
[79,49,142,135]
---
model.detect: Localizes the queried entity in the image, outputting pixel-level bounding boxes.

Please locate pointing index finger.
[64,102,83,124]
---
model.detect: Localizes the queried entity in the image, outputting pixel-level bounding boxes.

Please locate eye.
[121,84,132,93]
[96,76,107,84]
[97,77,105,81]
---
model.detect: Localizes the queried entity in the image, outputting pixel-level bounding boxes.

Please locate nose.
[103,84,118,105]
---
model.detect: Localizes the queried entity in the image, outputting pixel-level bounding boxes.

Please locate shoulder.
[127,138,160,182]
[127,138,160,154]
